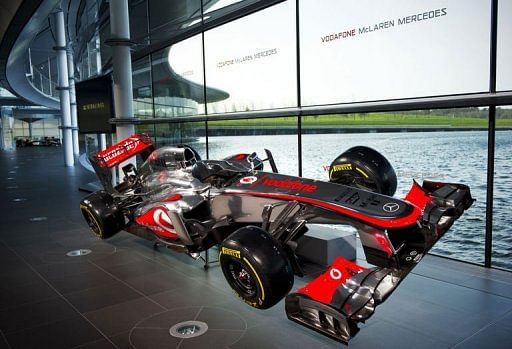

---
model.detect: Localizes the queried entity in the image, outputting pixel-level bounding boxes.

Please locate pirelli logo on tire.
[331,163,352,172]
[221,247,241,259]
[330,163,352,178]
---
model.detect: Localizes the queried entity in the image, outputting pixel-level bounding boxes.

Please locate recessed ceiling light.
[66,249,92,257]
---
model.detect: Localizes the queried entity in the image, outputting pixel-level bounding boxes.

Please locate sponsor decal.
[331,163,352,172]
[382,202,400,213]
[261,178,318,193]
[153,208,175,233]
[95,135,152,168]
[135,206,176,237]
[320,8,448,43]
[240,176,258,185]
[330,268,342,280]
[221,247,241,259]
[102,138,140,163]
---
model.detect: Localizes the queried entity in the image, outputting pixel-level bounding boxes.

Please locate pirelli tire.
[219,226,294,309]
[329,146,397,196]
[80,191,125,239]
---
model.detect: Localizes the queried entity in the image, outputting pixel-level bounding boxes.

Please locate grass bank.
[208,113,512,128]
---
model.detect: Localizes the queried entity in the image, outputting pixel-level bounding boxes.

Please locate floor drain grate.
[169,321,208,339]
[30,217,48,222]
[66,249,92,257]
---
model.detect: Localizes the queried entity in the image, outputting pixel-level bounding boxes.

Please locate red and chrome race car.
[80,134,473,344]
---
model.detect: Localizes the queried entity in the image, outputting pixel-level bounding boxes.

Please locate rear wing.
[89,134,154,193]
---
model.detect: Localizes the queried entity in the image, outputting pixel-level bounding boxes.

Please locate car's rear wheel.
[329,146,397,196]
[219,226,294,309]
[80,191,124,239]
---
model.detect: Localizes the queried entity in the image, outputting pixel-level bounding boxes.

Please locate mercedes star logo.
[382,202,400,213]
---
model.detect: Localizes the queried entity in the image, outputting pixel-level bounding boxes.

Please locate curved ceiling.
[0,0,61,109]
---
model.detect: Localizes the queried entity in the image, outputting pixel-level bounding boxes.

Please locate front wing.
[285,180,473,343]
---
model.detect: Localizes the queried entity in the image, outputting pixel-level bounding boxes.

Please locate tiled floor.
[1,146,511,348]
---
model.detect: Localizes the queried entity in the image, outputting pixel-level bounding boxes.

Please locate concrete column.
[0,111,4,150]
[67,51,79,156]
[109,0,135,142]
[28,120,33,138]
[99,133,107,150]
[53,9,74,167]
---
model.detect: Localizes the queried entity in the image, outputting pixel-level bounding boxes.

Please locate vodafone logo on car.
[330,268,342,280]
[240,176,258,184]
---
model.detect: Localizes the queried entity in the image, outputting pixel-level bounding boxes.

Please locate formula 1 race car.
[80,134,473,344]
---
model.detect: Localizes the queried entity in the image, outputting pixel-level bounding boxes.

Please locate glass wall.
[497,0,512,91]
[302,110,489,265]
[154,122,207,156]
[300,0,491,106]
[148,0,202,45]
[12,119,60,138]
[130,0,150,46]
[493,108,512,270]
[133,56,154,119]
[204,0,297,112]
[66,0,512,270]
[152,34,206,117]
[203,0,261,23]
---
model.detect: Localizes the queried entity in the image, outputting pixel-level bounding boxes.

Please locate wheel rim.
[82,208,102,236]
[227,260,257,298]
[350,175,379,192]
[336,173,380,193]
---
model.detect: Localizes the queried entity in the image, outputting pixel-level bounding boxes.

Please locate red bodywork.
[294,181,434,306]
[298,257,367,304]
[134,194,182,239]
[94,134,153,168]
[135,206,178,238]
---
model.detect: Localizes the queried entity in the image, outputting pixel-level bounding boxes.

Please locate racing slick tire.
[329,146,397,196]
[80,191,124,239]
[219,226,294,309]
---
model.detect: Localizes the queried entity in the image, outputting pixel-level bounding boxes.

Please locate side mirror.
[263,149,278,173]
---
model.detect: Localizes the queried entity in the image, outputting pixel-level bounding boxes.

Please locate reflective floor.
[1,147,511,348]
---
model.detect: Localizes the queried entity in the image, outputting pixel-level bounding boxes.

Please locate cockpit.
[142,146,199,172]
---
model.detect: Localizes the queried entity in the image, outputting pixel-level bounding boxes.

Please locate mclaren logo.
[153,208,175,233]
[382,202,400,213]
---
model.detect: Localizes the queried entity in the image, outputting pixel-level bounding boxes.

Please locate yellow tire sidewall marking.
[355,167,369,178]
[242,257,265,302]
[81,205,103,236]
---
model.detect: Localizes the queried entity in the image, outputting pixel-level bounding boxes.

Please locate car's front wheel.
[219,226,294,309]
[329,146,397,196]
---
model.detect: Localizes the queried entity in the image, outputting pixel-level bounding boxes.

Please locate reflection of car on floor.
[80,134,473,344]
